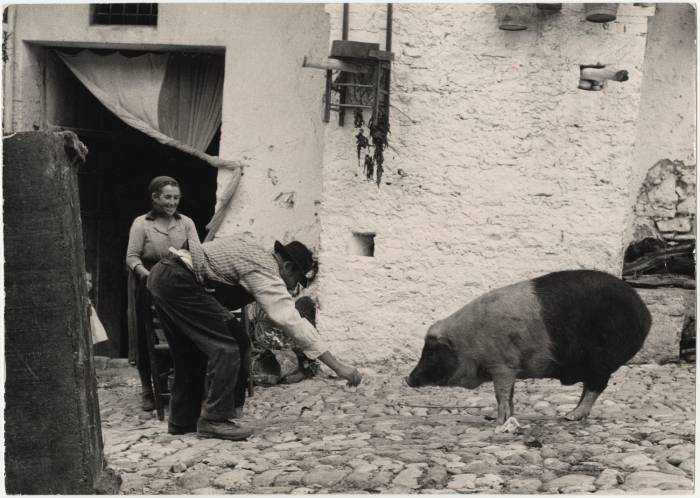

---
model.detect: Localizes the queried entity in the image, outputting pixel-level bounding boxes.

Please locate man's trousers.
[147,256,248,426]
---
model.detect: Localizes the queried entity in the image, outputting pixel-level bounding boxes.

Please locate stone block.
[107,358,131,369]
[657,217,692,233]
[213,469,254,490]
[543,474,596,493]
[93,355,110,369]
[676,199,696,216]
[507,478,542,493]
[632,288,694,363]
[624,471,693,491]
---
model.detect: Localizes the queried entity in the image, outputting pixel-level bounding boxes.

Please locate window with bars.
[92,4,158,26]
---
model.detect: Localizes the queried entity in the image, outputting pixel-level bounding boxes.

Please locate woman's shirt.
[126,210,198,271]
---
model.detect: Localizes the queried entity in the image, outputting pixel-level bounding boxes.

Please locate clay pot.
[494,4,537,31]
[584,3,618,23]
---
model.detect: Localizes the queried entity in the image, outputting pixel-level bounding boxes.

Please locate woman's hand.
[135,265,150,281]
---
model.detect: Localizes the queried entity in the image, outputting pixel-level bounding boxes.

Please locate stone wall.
[317,4,656,362]
[631,159,696,242]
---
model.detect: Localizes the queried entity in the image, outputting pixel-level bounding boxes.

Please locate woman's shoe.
[141,392,155,411]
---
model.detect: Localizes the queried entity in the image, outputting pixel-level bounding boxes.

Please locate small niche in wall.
[349,232,375,257]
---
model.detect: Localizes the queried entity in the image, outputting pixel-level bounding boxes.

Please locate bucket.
[494,4,536,31]
[584,3,618,23]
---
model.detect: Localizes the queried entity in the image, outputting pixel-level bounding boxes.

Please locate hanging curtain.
[158,53,224,152]
[56,49,238,170]
[56,49,243,238]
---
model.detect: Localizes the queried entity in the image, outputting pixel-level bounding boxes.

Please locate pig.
[406,270,651,424]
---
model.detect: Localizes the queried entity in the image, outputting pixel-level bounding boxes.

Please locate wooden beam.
[623,274,696,290]
[622,242,695,276]
[302,56,372,74]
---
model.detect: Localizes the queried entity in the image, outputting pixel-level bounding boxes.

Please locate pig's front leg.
[491,367,516,425]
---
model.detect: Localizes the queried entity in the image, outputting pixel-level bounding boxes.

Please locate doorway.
[46,48,221,357]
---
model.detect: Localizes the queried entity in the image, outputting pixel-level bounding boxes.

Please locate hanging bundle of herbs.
[354,108,390,186]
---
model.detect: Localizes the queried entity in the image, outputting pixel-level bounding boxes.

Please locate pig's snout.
[405,370,422,388]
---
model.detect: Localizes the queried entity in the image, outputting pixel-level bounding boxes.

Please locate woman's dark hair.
[148,176,179,197]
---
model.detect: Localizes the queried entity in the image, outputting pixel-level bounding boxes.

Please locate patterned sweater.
[173,233,327,358]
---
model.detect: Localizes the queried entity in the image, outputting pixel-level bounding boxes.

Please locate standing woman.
[126,176,199,411]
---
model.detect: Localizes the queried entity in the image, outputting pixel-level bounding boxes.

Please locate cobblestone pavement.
[97,361,696,494]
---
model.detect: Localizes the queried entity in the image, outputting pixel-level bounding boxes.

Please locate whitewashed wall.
[4,3,328,249]
[317,4,656,363]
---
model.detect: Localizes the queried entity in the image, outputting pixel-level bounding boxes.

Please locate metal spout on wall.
[578,65,629,91]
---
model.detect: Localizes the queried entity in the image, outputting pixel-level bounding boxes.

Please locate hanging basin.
[536,3,562,12]
[585,3,618,22]
[494,4,537,31]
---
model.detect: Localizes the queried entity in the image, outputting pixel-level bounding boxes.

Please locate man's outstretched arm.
[243,275,362,386]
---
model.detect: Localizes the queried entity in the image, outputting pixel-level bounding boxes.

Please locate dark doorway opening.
[46,49,221,357]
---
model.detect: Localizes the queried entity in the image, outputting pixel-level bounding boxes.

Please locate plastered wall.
[317,4,657,362]
[4,3,328,249]
[626,3,696,245]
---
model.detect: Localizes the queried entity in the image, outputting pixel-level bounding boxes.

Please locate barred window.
[92,4,158,26]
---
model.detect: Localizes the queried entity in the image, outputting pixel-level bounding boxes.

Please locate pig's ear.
[430,336,459,383]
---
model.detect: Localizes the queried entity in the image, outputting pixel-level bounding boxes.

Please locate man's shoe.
[233,407,244,419]
[141,392,155,412]
[197,418,253,441]
[168,421,198,435]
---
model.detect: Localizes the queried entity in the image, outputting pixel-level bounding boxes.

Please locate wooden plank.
[623,274,696,289]
[303,56,373,74]
[622,241,695,276]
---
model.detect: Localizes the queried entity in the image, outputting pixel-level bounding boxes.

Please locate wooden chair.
[141,288,173,421]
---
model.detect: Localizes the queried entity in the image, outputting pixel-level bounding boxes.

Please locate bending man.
[147,233,362,440]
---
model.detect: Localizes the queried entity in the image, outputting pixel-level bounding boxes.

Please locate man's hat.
[274,240,317,286]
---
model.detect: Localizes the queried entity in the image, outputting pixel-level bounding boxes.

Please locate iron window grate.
[92,4,158,26]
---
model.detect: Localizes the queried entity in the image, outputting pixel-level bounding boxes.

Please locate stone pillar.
[4,131,112,493]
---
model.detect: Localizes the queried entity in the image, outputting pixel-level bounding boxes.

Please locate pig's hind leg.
[564,376,608,421]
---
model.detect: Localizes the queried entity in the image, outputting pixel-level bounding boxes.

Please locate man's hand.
[339,366,362,387]
[317,351,363,387]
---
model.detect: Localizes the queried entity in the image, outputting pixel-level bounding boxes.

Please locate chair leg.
[142,292,165,421]
[241,308,254,397]
[149,351,165,421]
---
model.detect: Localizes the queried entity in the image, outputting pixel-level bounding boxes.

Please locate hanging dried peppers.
[354,108,390,186]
